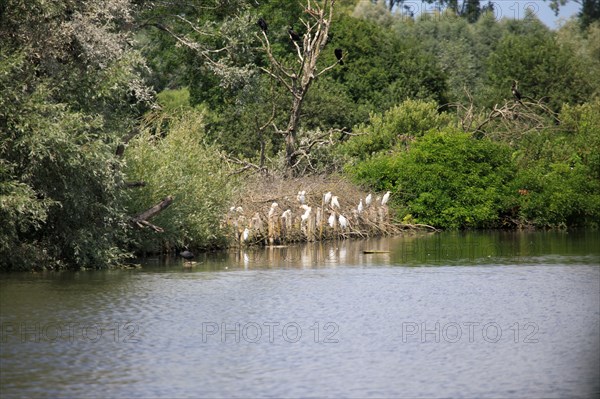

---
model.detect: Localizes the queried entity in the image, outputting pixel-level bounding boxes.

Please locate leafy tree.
[417,0,484,22]
[462,0,482,22]
[544,0,600,28]
[394,10,481,104]
[328,14,448,112]
[0,0,150,270]
[556,20,600,98]
[510,100,600,227]
[580,0,600,27]
[0,65,131,270]
[486,14,594,111]
[302,77,361,132]
[353,0,396,26]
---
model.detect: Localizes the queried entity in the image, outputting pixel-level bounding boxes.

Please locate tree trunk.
[283,1,335,172]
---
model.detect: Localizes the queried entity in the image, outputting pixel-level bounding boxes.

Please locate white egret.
[301,206,312,222]
[323,192,332,205]
[297,190,306,204]
[268,202,279,218]
[365,193,372,207]
[357,199,364,214]
[381,191,391,206]
[338,214,348,229]
[331,195,340,209]
[242,227,250,242]
[328,212,336,228]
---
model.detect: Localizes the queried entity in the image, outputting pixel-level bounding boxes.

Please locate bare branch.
[124,181,147,188]
[316,60,341,77]
[174,14,218,38]
[257,31,295,79]
[220,153,268,176]
[151,22,229,69]
[134,220,165,233]
[130,196,173,232]
[259,66,293,93]
[449,94,561,142]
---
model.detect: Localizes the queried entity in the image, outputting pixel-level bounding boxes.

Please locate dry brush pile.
[223,175,428,247]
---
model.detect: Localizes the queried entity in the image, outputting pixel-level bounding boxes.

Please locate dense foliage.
[0,0,146,270]
[510,101,600,227]
[2,0,599,270]
[124,110,235,253]
[345,99,600,229]
[347,126,516,229]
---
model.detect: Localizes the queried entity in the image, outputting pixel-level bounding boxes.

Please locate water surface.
[1,231,599,398]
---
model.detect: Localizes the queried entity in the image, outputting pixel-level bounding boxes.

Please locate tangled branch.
[450,90,561,143]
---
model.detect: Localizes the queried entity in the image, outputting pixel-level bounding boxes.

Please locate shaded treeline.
[1,0,598,270]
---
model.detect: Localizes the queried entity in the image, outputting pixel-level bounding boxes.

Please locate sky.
[401,0,581,29]
[492,0,580,29]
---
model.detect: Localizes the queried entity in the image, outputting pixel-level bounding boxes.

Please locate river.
[1,230,599,398]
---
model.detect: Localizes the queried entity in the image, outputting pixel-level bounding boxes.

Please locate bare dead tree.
[257,0,341,174]
[450,88,561,143]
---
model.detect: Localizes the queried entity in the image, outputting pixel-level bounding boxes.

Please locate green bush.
[0,82,130,271]
[340,99,453,161]
[124,111,235,253]
[560,100,600,181]
[349,128,515,229]
[511,100,600,227]
[513,163,600,228]
[156,88,192,113]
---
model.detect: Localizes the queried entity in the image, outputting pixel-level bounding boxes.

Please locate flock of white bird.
[230,189,391,243]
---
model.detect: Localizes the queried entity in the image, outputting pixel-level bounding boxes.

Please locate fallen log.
[130,196,173,232]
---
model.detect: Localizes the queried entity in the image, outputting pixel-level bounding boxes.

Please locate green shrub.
[513,163,600,228]
[349,128,515,229]
[124,111,235,252]
[156,88,192,113]
[0,83,130,270]
[340,99,453,161]
[511,100,600,227]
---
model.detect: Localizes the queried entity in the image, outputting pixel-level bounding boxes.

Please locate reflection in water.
[1,230,599,398]
[180,230,599,272]
[234,239,392,270]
